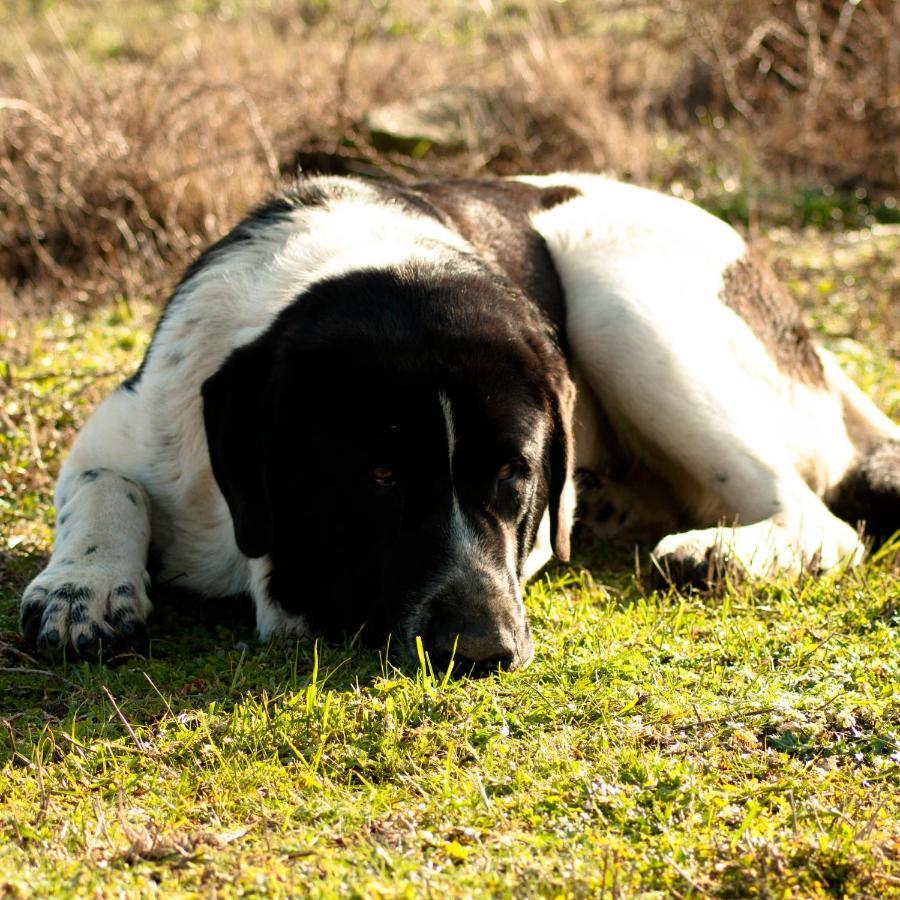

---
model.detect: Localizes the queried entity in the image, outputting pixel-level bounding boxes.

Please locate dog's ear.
[202,339,276,559]
[547,364,576,562]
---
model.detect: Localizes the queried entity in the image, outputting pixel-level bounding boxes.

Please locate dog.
[19,173,900,671]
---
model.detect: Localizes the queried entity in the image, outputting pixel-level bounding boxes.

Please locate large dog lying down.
[20,174,900,670]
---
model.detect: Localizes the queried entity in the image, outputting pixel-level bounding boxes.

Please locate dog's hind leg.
[20,388,154,659]
[827,440,900,546]
[527,175,868,582]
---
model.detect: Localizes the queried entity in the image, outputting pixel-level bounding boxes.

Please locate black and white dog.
[19,174,900,670]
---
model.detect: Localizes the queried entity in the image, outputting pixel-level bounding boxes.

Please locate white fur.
[22,465,152,649]
[522,510,553,581]
[439,391,457,471]
[249,556,311,641]
[520,173,889,578]
[22,172,896,655]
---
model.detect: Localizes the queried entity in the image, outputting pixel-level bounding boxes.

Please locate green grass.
[1,231,899,896]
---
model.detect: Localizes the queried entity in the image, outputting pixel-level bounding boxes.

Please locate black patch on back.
[402,178,579,354]
[367,180,449,223]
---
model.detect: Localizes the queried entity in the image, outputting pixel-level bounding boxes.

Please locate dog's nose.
[426,622,533,676]
[440,635,515,674]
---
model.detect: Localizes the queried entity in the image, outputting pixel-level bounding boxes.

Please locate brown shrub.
[660,0,899,189]
[0,0,896,318]
[0,5,653,314]
[0,32,356,308]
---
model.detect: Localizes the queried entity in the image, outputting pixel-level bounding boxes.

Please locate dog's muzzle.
[418,576,534,676]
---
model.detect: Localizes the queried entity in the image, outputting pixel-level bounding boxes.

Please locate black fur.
[828,439,900,544]
[407,179,573,355]
[203,259,573,652]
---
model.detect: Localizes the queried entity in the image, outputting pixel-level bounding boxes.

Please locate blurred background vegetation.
[1,0,898,320]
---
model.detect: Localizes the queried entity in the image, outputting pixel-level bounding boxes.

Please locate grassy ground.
[1,228,898,896]
[2,1,899,896]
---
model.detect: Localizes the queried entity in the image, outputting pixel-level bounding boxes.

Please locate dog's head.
[202,267,574,674]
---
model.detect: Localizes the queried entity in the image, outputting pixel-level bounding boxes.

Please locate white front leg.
[21,466,153,658]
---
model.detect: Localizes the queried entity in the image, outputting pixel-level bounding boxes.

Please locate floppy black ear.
[202,340,275,559]
[547,366,576,562]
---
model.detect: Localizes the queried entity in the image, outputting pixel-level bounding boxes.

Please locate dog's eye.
[371,466,395,487]
[497,462,521,483]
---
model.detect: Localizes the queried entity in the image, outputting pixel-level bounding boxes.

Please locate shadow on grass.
[0,532,654,764]
[563,526,658,602]
[0,558,396,763]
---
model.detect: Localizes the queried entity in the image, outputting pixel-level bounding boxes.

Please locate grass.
[1,229,898,896]
[1,563,898,896]
[2,1,899,894]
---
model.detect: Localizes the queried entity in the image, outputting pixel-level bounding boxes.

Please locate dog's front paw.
[649,531,724,590]
[650,516,865,590]
[20,563,152,660]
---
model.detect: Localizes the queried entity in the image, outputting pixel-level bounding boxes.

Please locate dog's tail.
[827,438,900,546]
[815,348,899,546]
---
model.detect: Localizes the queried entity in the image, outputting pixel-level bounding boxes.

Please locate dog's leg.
[20,390,154,658]
[827,439,900,546]
[819,349,900,544]
[569,283,864,581]
[528,176,867,581]
[651,497,864,585]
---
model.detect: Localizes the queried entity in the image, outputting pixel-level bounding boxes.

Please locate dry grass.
[668,0,900,189]
[2,0,897,321]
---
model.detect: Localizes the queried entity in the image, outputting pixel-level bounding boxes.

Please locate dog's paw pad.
[20,566,152,660]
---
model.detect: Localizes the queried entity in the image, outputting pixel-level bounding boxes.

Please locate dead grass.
[666,0,900,190]
[2,0,896,321]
